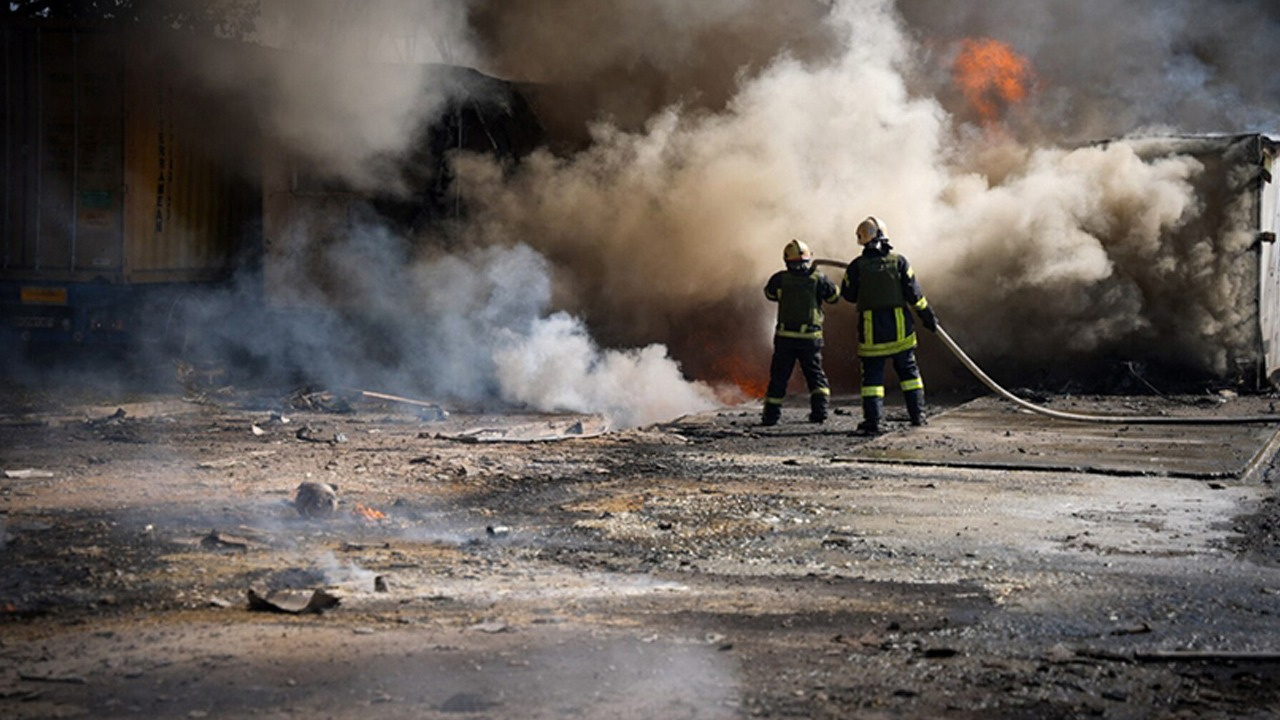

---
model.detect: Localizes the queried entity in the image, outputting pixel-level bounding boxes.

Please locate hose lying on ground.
[813,258,1277,425]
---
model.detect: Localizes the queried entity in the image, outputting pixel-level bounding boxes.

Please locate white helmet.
[783,239,812,263]
[856,216,887,245]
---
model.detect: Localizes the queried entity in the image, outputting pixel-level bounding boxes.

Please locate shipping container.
[1121,134,1280,389]
[0,22,261,346]
[2,20,544,354]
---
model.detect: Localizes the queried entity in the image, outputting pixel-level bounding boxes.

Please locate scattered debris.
[295,425,324,443]
[296,426,347,445]
[85,408,127,427]
[294,482,339,518]
[289,389,354,414]
[3,468,55,479]
[352,389,449,421]
[196,458,242,471]
[199,530,265,551]
[246,587,341,615]
[440,416,610,443]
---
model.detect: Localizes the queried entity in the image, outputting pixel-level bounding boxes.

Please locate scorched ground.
[3,381,1280,719]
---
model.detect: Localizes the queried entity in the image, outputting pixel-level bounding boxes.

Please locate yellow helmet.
[856,216,886,245]
[783,239,812,263]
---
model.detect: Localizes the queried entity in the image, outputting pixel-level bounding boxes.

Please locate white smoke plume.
[453,0,1278,387]
[160,0,1280,414]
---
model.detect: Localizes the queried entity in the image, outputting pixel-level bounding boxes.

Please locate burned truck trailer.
[1,22,545,360]
[0,23,262,349]
[1120,134,1280,389]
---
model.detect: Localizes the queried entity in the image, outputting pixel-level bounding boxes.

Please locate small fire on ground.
[354,504,386,521]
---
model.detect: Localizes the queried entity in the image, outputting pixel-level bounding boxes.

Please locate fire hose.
[812,258,1278,425]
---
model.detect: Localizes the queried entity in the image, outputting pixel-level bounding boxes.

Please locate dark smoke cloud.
[470,0,839,136]
[898,0,1280,142]
[451,0,1280,390]
[98,0,1280,421]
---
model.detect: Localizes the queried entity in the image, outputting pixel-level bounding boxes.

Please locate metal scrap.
[246,587,341,614]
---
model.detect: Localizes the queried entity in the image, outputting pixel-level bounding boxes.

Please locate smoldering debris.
[294,482,340,519]
[246,587,342,615]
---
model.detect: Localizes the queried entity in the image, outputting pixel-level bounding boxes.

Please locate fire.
[354,503,386,521]
[952,38,1033,124]
[709,353,768,400]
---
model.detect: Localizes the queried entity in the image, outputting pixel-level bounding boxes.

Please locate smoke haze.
[451,0,1280,389]
[142,0,1280,422]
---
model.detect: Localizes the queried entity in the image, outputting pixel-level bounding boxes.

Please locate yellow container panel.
[121,40,259,283]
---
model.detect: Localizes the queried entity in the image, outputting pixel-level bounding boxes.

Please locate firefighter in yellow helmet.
[841,216,937,435]
[761,239,841,426]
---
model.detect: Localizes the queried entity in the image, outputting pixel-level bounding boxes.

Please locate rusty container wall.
[1,23,258,286]
[120,34,259,283]
[2,25,126,281]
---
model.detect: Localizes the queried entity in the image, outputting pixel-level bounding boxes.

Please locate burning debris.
[353,503,387,522]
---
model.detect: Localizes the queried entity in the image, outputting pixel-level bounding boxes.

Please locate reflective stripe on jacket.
[841,241,930,357]
[765,266,840,341]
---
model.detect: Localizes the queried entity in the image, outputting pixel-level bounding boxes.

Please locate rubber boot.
[808,393,828,423]
[762,402,781,427]
[905,389,927,427]
[856,397,883,435]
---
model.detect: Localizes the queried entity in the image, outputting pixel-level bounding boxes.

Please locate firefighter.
[841,216,937,435]
[762,239,841,426]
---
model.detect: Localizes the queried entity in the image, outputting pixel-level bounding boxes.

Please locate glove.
[919,307,938,332]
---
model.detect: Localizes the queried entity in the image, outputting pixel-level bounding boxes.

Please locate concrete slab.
[836,396,1280,480]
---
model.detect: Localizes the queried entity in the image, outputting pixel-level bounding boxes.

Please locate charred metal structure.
[1123,134,1280,389]
[0,21,543,351]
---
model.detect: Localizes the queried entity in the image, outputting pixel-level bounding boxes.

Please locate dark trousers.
[859,349,925,425]
[766,340,829,404]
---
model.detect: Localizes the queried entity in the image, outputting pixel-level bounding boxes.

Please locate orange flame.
[709,353,768,401]
[953,38,1033,124]
[354,503,386,521]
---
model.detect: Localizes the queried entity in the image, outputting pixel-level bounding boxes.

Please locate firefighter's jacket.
[765,265,840,344]
[841,240,930,357]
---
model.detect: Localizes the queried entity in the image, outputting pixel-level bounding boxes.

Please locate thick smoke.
[152,0,722,427]
[898,0,1280,142]
[451,0,1279,388]
[164,0,1280,418]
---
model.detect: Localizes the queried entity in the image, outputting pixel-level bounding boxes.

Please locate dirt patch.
[3,384,1280,718]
